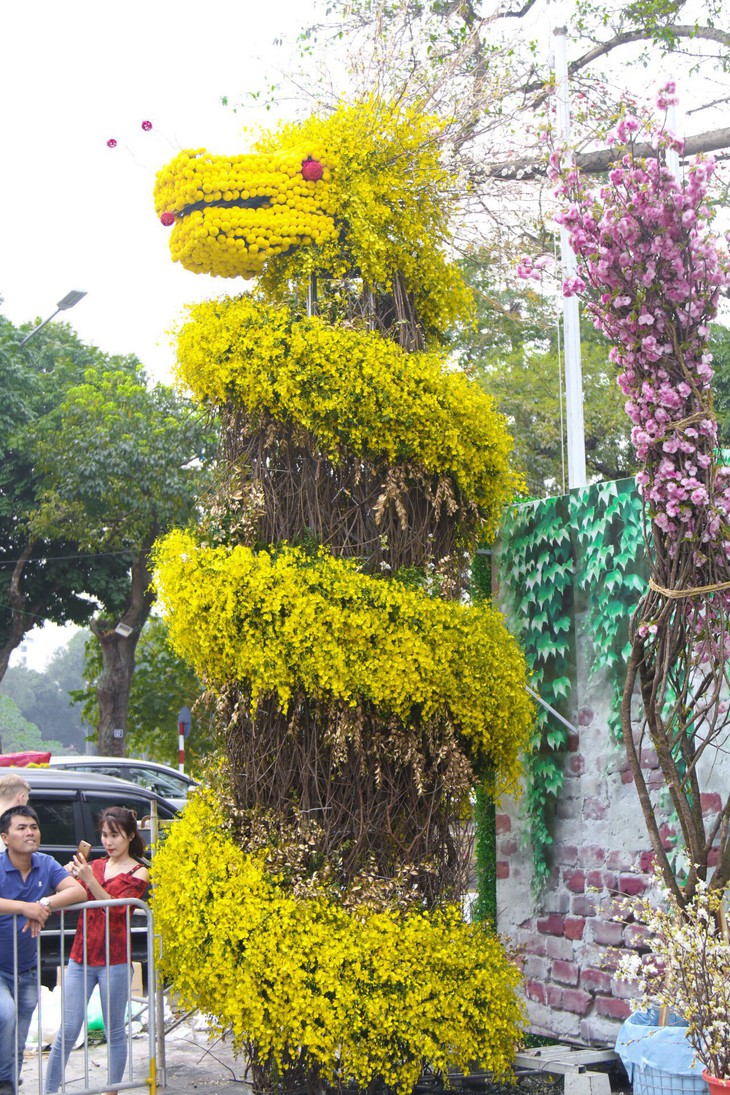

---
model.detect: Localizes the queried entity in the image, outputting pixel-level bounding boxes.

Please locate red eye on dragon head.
[301,159,324,182]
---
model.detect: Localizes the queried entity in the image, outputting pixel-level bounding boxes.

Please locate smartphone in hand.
[77,840,92,859]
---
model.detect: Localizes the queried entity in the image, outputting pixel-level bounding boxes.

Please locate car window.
[127,767,191,798]
[82,793,176,846]
[32,796,78,847]
[57,763,125,780]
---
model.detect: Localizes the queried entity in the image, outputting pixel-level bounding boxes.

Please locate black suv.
[3,766,178,984]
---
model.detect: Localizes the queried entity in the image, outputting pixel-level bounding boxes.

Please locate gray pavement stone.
[20,1014,251,1094]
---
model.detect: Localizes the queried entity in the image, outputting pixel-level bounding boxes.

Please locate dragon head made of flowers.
[154,146,335,279]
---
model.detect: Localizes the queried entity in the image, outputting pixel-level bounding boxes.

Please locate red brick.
[580,967,613,994]
[562,989,593,1015]
[638,851,655,872]
[702,793,722,815]
[564,869,586,893]
[567,729,581,749]
[709,847,720,867]
[495,813,512,834]
[659,824,677,850]
[624,923,652,949]
[555,845,580,866]
[496,861,510,879]
[589,919,625,946]
[567,754,586,776]
[619,873,648,897]
[641,747,659,769]
[537,914,565,936]
[611,975,638,999]
[595,996,632,1020]
[547,984,564,1008]
[621,769,634,784]
[522,935,547,957]
[565,917,586,941]
[587,869,604,890]
[499,836,518,856]
[578,707,594,727]
[552,959,580,985]
[572,895,597,917]
[646,769,666,789]
[581,845,606,868]
[584,798,608,820]
[602,871,618,892]
[526,979,546,1004]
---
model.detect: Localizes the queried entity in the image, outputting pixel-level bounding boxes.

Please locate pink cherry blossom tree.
[531,91,730,905]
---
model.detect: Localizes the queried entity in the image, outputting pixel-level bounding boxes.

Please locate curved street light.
[18,290,87,347]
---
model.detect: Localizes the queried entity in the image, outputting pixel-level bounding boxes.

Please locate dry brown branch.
[215,406,479,588]
[219,686,475,907]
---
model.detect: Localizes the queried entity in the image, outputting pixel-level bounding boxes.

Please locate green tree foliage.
[0,630,91,752]
[28,355,213,756]
[0,315,132,719]
[0,695,66,756]
[454,249,635,496]
[74,617,212,772]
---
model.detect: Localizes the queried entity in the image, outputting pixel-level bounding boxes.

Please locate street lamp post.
[18,290,87,347]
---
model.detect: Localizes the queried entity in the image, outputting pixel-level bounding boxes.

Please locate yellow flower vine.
[153,531,532,790]
[176,296,519,542]
[154,97,472,341]
[152,790,525,1093]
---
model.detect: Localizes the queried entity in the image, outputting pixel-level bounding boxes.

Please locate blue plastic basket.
[616,1010,707,1095]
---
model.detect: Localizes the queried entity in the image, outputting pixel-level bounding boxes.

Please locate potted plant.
[617,878,730,1094]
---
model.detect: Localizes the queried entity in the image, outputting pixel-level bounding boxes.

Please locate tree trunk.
[92,544,155,756]
[94,629,140,756]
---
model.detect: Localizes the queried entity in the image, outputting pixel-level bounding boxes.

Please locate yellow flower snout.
[153,147,336,279]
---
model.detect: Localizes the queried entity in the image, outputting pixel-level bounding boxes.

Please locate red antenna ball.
[141,120,153,132]
[301,158,324,182]
[160,211,175,227]
[106,138,118,148]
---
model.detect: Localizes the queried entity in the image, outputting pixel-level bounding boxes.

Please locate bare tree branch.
[525,24,730,104]
[481,126,730,180]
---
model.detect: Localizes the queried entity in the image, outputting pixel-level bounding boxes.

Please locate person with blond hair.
[0,776,30,817]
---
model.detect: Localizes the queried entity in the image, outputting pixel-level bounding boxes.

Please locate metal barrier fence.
[2,898,157,1095]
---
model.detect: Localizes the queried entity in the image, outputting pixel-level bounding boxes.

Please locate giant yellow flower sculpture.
[151,95,530,1094]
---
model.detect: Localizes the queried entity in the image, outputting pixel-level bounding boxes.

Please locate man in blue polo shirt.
[0,805,85,1095]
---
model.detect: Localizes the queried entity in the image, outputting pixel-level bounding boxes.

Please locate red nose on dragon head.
[154,147,335,279]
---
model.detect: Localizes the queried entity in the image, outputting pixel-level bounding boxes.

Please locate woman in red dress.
[44,807,150,1095]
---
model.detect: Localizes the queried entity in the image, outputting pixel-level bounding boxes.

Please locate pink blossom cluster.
[519,104,730,653]
[550,119,730,605]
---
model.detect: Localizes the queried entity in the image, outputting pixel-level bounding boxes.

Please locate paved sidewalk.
[157,1019,251,1092]
[21,1013,251,1094]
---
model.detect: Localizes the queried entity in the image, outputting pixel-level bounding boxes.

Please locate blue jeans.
[44,960,131,1093]
[0,966,38,1093]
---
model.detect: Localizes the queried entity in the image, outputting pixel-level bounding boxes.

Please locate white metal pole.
[666,101,681,181]
[554,23,587,491]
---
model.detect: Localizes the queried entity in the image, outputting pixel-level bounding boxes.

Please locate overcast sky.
[0,0,314,383]
[2,0,317,669]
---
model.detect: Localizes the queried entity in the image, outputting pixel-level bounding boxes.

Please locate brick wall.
[495,663,728,1046]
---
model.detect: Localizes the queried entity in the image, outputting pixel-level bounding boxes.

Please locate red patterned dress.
[70,858,148,965]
